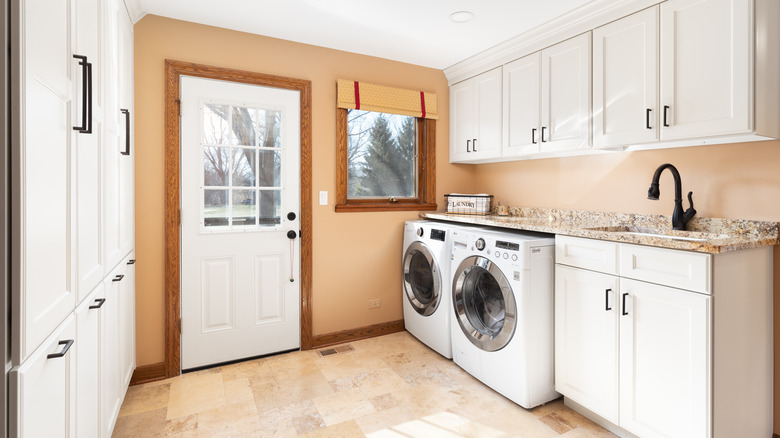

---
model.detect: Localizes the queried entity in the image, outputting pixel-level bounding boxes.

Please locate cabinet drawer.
[619,244,711,294]
[556,236,619,275]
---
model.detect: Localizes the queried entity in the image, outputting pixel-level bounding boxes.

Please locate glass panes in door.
[201,103,283,229]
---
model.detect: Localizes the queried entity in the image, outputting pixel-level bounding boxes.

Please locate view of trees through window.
[202,103,282,227]
[347,109,416,198]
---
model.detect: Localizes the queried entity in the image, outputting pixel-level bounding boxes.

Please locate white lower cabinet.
[618,278,710,438]
[555,265,619,423]
[75,285,105,438]
[555,236,772,438]
[10,315,76,438]
[119,254,136,390]
[102,260,125,436]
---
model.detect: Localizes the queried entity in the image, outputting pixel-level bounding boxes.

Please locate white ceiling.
[132,0,594,70]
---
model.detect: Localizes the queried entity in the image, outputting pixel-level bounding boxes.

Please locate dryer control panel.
[430,229,446,242]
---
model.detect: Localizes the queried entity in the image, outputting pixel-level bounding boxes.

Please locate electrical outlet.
[368,299,381,309]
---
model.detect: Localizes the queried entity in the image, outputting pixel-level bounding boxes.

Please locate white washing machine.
[402,220,458,358]
[450,227,559,409]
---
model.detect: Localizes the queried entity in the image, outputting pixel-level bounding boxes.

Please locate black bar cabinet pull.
[121,109,130,155]
[113,274,125,282]
[605,289,612,311]
[72,55,89,132]
[472,138,478,152]
[663,105,670,127]
[127,259,136,265]
[532,128,537,144]
[47,339,75,359]
[466,139,471,152]
[646,108,652,129]
[89,298,107,309]
[622,293,629,316]
[541,126,547,142]
[84,61,93,133]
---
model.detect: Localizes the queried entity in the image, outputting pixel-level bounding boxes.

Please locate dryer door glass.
[452,256,517,352]
[403,241,440,316]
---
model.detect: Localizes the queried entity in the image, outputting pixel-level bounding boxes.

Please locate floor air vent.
[316,344,354,357]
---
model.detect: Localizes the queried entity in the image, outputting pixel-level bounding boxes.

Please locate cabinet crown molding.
[443,0,661,85]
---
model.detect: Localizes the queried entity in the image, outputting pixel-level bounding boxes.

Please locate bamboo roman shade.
[337,79,438,120]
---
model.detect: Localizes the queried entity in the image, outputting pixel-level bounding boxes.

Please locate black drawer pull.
[113,274,125,282]
[472,138,478,152]
[121,109,130,155]
[663,105,670,127]
[89,298,106,309]
[47,339,74,359]
[532,128,537,144]
[127,259,136,265]
[646,108,652,129]
[605,289,612,311]
[541,126,547,142]
[622,293,629,316]
[466,139,471,152]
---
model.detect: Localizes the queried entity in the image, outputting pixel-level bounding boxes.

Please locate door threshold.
[182,348,299,374]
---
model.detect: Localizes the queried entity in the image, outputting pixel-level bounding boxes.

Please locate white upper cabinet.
[593,6,659,148]
[75,0,107,301]
[540,33,591,153]
[17,0,77,362]
[503,53,542,157]
[503,33,591,158]
[660,0,750,140]
[449,67,502,163]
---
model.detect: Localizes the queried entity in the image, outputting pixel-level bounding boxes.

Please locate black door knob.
[287,230,297,239]
[287,212,296,221]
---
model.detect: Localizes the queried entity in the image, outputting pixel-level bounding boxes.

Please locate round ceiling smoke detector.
[449,11,474,23]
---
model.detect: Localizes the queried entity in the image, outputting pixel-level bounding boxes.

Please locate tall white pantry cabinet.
[9,0,136,436]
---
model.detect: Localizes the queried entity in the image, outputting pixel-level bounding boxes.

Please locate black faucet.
[647,163,696,230]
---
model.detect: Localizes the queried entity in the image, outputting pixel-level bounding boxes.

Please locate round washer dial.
[475,238,486,251]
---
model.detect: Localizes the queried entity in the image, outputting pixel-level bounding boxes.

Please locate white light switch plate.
[319,191,328,205]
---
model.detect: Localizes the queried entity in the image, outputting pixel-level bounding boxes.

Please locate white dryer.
[402,220,456,358]
[450,227,559,409]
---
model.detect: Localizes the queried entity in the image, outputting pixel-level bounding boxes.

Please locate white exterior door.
[593,6,659,148]
[619,278,711,438]
[554,265,619,424]
[180,76,301,370]
[659,0,750,140]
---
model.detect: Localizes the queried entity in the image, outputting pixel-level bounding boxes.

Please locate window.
[201,102,283,229]
[335,80,437,212]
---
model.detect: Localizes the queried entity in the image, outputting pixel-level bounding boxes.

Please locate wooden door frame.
[164,60,312,378]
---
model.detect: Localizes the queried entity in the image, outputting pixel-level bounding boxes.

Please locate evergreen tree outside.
[347,109,416,198]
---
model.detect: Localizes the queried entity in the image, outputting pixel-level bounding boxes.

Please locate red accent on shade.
[420,92,426,118]
[354,81,361,110]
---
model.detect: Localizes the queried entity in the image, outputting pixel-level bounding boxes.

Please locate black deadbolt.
[287,212,296,221]
[287,230,297,239]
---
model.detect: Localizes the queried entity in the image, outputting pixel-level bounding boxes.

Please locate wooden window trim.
[335,108,437,213]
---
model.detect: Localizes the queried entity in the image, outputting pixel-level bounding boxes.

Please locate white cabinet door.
[119,254,136,390]
[449,67,502,163]
[540,33,591,152]
[660,0,751,140]
[619,278,711,438]
[101,264,123,436]
[75,0,106,302]
[554,265,619,424]
[472,68,502,161]
[75,285,104,438]
[118,3,134,257]
[450,78,475,163]
[11,315,76,438]
[593,7,659,148]
[503,53,542,157]
[104,0,123,270]
[18,0,77,362]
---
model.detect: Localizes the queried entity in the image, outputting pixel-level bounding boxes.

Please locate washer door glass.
[403,241,441,316]
[452,255,516,352]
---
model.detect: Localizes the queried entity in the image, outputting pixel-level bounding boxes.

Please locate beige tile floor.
[113,332,616,437]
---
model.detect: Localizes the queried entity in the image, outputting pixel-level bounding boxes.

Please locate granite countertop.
[421,207,779,254]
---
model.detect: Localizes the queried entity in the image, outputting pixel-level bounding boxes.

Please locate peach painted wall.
[133,15,475,367]
[473,140,780,432]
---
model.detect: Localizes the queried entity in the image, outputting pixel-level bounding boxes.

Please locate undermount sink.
[584,225,731,242]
